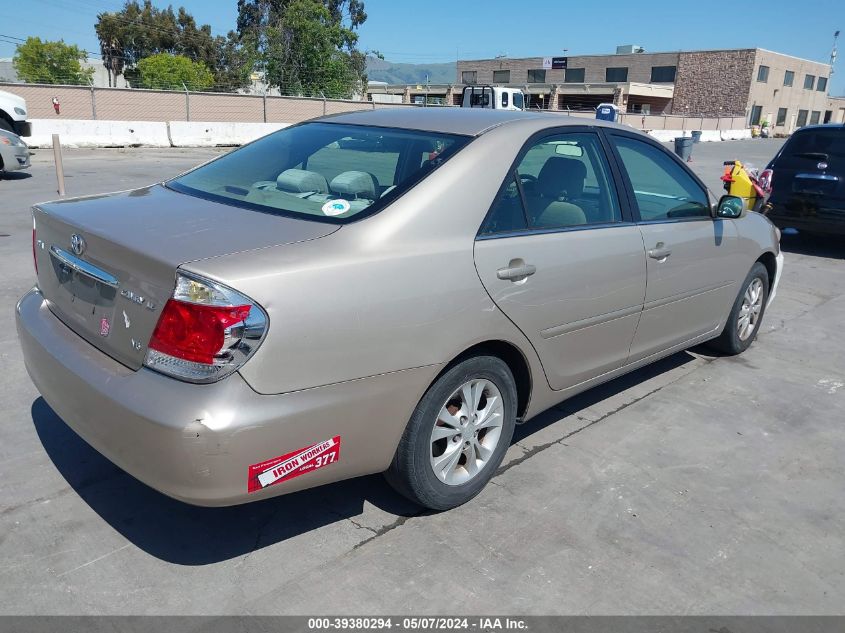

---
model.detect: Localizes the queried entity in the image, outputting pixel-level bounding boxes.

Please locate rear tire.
[708,262,769,355]
[385,355,517,511]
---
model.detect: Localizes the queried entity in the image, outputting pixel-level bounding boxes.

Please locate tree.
[12,37,94,85]
[236,0,368,98]
[95,1,250,91]
[136,53,214,90]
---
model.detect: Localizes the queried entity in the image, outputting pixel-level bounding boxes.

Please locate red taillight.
[148,299,251,364]
[759,168,773,193]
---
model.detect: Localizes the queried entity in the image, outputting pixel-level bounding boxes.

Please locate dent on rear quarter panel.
[185,122,552,397]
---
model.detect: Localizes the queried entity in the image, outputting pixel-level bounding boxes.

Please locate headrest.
[276,169,329,194]
[330,171,378,200]
[537,157,587,200]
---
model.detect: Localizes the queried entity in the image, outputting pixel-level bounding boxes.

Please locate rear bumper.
[765,201,845,236]
[17,288,437,506]
[768,251,784,308]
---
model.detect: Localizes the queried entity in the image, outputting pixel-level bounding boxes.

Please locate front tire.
[709,262,769,355]
[385,355,517,511]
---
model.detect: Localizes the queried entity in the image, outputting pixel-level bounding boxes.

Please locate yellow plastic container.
[721,161,759,208]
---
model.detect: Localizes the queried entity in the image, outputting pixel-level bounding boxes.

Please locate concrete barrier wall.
[28,119,171,148]
[26,117,755,149]
[647,128,751,143]
[26,119,292,148]
[167,121,289,146]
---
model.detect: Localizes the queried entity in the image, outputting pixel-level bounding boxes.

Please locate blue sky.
[2,0,843,94]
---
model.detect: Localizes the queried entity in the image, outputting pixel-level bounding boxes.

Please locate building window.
[757,65,769,82]
[461,71,477,84]
[803,74,815,90]
[810,111,821,125]
[776,108,787,126]
[796,109,808,127]
[817,77,828,92]
[783,70,794,86]
[750,105,763,126]
[493,70,510,84]
[606,67,628,82]
[650,66,677,82]
[565,67,585,83]
[527,68,546,83]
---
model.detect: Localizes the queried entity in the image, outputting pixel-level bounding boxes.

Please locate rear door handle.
[647,243,672,261]
[497,263,537,281]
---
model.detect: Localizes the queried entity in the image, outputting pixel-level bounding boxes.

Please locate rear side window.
[778,129,845,166]
[169,123,469,223]
[480,132,621,234]
[612,136,710,221]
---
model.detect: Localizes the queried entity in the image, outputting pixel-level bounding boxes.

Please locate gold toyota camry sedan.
[17,109,783,510]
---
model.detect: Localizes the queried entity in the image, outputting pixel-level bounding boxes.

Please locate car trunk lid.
[33,184,339,370]
[771,127,845,218]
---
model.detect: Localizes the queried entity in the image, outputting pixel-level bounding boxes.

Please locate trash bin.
[595,103,618,122]
[691,130,702,144]
[674,136,693,161]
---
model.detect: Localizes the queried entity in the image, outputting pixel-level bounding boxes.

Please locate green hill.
[365,56,456,85]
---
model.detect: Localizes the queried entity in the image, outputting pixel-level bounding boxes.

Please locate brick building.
[452,46,843,132]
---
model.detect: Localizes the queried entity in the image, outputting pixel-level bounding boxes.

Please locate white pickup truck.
[461,85,525,111]
[0,89,32,137]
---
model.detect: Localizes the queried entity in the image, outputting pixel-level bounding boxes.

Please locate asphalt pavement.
[1,138,844,615]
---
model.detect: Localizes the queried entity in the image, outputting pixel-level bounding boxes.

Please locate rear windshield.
[780,128,845,164]
[168,123,470,223]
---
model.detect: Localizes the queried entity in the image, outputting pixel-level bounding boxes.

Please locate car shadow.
[779,233,845,259]
[0,170,32,180]
[32,349,700,566]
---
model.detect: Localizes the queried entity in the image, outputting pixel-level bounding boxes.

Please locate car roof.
[791,123,845,133]
[319,107,630,137]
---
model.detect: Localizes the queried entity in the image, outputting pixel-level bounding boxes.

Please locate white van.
[0,89,31,137]
[461,85,525,111]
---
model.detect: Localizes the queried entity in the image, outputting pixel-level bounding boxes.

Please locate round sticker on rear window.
[322,199,350,216]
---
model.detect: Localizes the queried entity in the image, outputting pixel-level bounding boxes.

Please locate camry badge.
[70,234,86,256]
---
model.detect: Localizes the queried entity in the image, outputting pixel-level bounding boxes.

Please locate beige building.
[451,47,843,132]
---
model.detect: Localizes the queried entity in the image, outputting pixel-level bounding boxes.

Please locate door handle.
[497,263,536,281]
[647,243,672,261]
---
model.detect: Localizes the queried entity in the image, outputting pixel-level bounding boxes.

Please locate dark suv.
[762,124,845,235]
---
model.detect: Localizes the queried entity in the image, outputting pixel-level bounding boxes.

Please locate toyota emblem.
[70,234,86,256]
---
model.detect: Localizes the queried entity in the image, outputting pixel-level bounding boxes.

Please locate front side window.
[783,70,794,86]
[480,132,622,234]
[462,70,477,84]
[493,69,510,83]
[612,136,710,222]
[606,67,628,82]
[169,123,469,223]
[757,65,769,82]
[804,74,815,89]
[513,92,524,109]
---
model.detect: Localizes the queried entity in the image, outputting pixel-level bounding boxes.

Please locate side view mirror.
[715,195,747,219]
